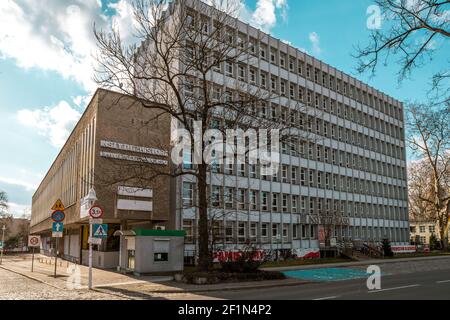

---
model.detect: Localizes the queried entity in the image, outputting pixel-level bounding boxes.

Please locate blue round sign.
[51,210,65,222]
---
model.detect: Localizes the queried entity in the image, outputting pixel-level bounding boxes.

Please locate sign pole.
[88,221,93,290]
[0,225,5,265]
[54,238,58,278]
[31,247,35,272]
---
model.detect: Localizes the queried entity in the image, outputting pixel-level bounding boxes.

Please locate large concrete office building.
[162,0,409,260]
[31,0,409,267]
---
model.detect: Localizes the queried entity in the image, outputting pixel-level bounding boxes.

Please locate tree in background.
[0,191,12,239]
[0,191,8,215]
[407,105,449,249]
[355,0,450,104]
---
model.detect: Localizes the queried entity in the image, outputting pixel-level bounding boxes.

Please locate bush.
[179,270,286,285]
[382,238,394,257]
[219,245,269,273]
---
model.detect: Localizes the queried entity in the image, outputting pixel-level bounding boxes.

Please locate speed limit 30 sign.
[89,205,104,219]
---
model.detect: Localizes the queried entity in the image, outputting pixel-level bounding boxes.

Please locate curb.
[1,264,309,296]
[261,254,450,272]
[95,280,311,295]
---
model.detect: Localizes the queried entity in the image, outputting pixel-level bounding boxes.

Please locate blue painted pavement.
[283,268,379,282]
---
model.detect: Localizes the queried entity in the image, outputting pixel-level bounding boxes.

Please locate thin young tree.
[94,0,315,271]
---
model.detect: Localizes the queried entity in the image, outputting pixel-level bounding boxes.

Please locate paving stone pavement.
[0,267,125,300]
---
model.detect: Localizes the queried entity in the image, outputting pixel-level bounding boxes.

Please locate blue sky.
[0,0,447,216]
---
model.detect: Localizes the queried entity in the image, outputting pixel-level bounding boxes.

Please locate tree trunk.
[197,163,211,271]
[441,220,449,251]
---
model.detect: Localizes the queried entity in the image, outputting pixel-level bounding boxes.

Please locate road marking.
[368,284,420,293]
[436,280,450,284]
[313,296,339,300]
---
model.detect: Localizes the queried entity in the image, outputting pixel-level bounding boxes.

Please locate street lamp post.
[0,225,6,265]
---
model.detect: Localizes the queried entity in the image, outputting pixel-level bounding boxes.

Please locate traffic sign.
[52,222,64,238]
[88,237,102,245]
[93,224,108,238]
[51,199,65,211]
[89,205,104,219]
[28,235,41,247]
[0,241,3,249]
[51,210,65,223]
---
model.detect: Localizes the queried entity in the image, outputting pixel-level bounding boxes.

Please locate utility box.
[114,229,185,276]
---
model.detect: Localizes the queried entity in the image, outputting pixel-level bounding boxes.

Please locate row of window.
[410,225,436,234]
[183,183,408,220]
[185,7,402,120]
[196,136,406,180]
[184,158,407,200]
[184,82,405,161]
[183,219,409,244]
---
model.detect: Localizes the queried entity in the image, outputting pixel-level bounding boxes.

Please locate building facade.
[31,89,173,268]
[162,0,410,261]
[410,221,448,246]
[31,0,409,268]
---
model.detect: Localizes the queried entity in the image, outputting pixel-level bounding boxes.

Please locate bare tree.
[94,0,315,271]
[0,191,7,216]
[355,0,450,104]
[407,104,450,249]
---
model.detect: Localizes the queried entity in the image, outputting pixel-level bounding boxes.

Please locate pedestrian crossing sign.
[93,224,108,238]
[51,199,65,211]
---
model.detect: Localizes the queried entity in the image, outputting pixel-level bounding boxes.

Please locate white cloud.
[309,31,321,55]
[6,202,31,218]
[0,0,289,92]
[0,176,38,191]
[0,0,107,91]
[17,101,81,148]
[251,0,288,32]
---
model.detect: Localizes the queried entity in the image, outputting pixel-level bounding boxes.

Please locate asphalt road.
[200,259,450,300]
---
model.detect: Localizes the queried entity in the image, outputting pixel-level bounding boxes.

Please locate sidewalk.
[0,254,309,296]
[262,254,450,272]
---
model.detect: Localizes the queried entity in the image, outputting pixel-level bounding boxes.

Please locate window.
[250,68,257,84]
[292,196,298,213]
[154,240,169,262]
[225,61,233,77]
[291,167,297,184]
[260,72,267,88]
[282,194,288,212]
[283,224,289,238]
[238,64,245,81]
[226,221,235,242]
[183,220,194,243]
[212,185,221,207]
[238,222,246,242]
[261,192,269,211]
[272,223,280,239]
[282,165,288,183]
[310,225,316,239]
[272,193,279,212]
[224,187,234,209]
[250,223,257,238]
[182,182,194,207]
[261,223,269,238]
[271,76,277,92]
[419,225,426,233]
[429,225,436,233]
[237,189,246,210]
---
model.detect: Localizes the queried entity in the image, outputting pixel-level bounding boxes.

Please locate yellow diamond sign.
[51,199,65,211]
